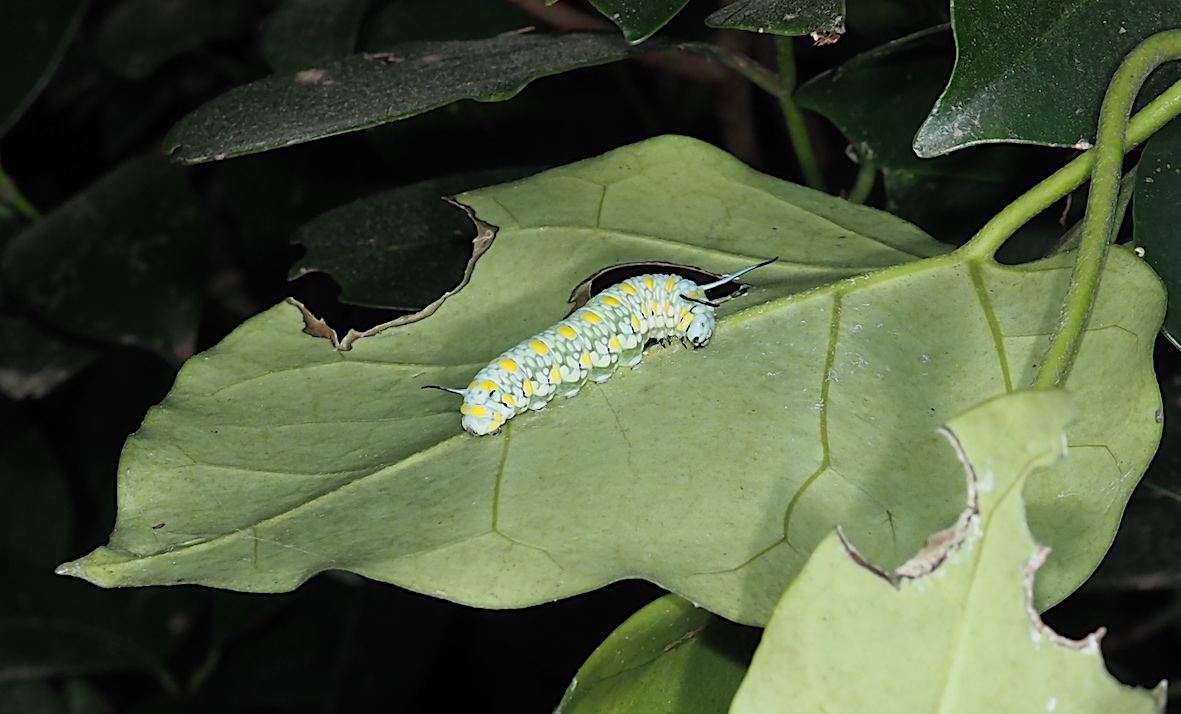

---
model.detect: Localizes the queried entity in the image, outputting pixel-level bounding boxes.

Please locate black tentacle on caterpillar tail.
[425,257,776,435]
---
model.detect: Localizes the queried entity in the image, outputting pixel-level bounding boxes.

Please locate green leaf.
[557,594,757,713]
[0,155,205,359]
[914,2,1181,157]
[730,391,1164,713]
[58,137,1162,625]
[587,0,690,44]
[95,0,255,80]
[292,169,541,310]
[0,0,87,136]
[260,0,369,74]
[705,0,846,39]
[1133,117,1181,348]
[796,29,1061,244]
[163,33,653,164]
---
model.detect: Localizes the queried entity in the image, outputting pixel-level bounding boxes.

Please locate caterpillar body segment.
[432,258,775,436]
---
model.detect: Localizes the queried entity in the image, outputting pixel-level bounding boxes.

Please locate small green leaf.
[163,33,654,164]
[705,0,845,39]
[730,391,1164,713]
[914,2,1181,157]
[0,155,205,359]
[587,0,690,44]
[0,0,87,135]
[260,0,369,74]
[558,594,758,713]
[1134,117,1181,347]
[58,137,1162,625]
[293,169,538,309]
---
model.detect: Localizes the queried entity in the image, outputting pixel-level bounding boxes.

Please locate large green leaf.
[58,136,1162,625]
[730,391,1164,713]
[0,0,87,135]
[914,1,1181,157]
[163,33,659,164]
[705,0,845,39]
[0,155,205,359]
[1134,117,1181,348]
[557,594,757,713]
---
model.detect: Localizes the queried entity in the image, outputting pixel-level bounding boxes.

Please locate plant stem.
[1033,30,1181,388]
[775,36,826,191]
[962,71,1181,260]
[846,157,877,204]
[1054,165,1139,254]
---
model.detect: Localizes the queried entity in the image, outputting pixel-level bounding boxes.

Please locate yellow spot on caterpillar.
[498,359,518,372]
[493,412,505,423]
[461,404,469,414]
[609,336,621,351]
[650,302,659,315]
[663,300,670,314]
[679,308,688,319]
[644,276,655,290]
[666,277,676,291]
[469,405,488,417]
[581,312,602,324]
[468,381,477,390]
[550,366,561,381]
[558,325,578,339]
[620,283,637,295]
[580,352,592,367]
[480,381,498,392]
[524,380,534,396]
[503,395,515,407]
[529,340,548,355]
[631,315,642,330]
[601,295,621,307]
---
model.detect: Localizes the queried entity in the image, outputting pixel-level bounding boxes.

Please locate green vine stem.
[846,156,877,205]
[0,158,39,220]
[1032,31,1181,387]
[775,36,827,192]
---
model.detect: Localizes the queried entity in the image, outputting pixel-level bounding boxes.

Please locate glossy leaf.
[915,2,1181,157]
[731,391,1164,714]
[293,169,538,309]
[164,33,653,164]
[796,29,1066,245]
[0,0,87,135]
[1134,117,1181,348]
[587,0,689,44]
[59,137,1163,625]
[0,155,205,358]
[260,0,369,74]
[706,0,845,39]
[557,594,757,713]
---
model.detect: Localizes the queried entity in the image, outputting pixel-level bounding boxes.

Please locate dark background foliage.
[1,0,1178,711]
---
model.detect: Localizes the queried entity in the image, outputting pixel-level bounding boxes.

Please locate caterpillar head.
[461,401,510,435]
[685,303,716,347]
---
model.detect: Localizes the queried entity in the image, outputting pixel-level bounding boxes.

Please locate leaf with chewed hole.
[557,594,757,714]
[58,136,1162,626]
[730,390,1165,714]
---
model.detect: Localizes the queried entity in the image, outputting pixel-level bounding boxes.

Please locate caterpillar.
[427,258,776,435]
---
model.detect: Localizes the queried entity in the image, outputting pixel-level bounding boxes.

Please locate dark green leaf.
[163,33,654,164]
[357,0,533,47]
[706,0,846,39]
[0,315,97,400]
[0,155,205,359]
[797,28,1069,244]
[0,0,87,135]
[1134,117,1181,347]
[587,0,690,44]
[95,0,255,80]
[914,2,1181,157]
[293,169,540,309]
[558,594,757,713]
[260,0,369,74]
